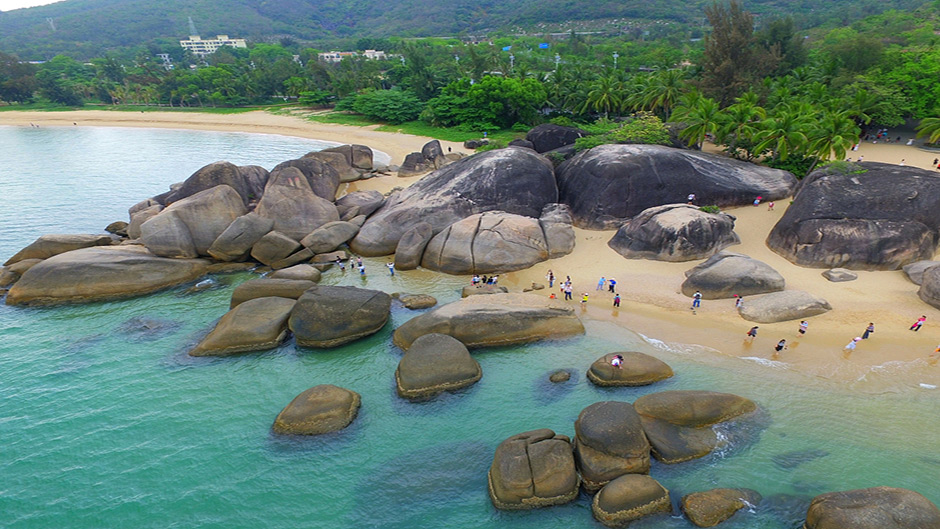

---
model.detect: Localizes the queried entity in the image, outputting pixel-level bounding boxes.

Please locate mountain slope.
[0,0,927,60]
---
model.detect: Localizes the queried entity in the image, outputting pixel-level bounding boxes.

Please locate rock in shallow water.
[592,474,672,527]
[289,285,391,348]
[395,333,481,399]
[190,296,296,357]
[487,428,579,510]
[574,401,651,492]
[587,352,674,387]
[681,488,762,528]
[804,486,940,529]
[272,384,361,435]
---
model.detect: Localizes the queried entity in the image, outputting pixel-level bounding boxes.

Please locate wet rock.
[587,352,674,387]
[738,291,832,323]
[6,246,208,306]
[189,296,296,356]
[105,221,128,236]
[395,333,481,399]
[488,428,579,510]
[272,384,361,435]
[161,161,256,206]
[804,487,940,529]
[633,390,757,463]
[682,488,762,528]
[592,474,671,527]
[207,213,274,262]
[574,401,651,492]
[393,293,584,350]
[289,285,392,347]
[392,293,438,310]
[269,264,322,282]
[549,369,571,383]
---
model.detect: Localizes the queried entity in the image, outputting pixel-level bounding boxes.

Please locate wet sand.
[3,109,939,387]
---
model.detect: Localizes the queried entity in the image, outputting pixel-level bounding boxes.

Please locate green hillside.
[0,0,928,60]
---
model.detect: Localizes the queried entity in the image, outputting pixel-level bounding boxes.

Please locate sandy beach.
[3,109,938,387]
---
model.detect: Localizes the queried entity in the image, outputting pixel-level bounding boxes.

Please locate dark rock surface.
[300,221,360,254]
[250,231,301,266]
[681,252,785,299]
[289,285,391,347]
[526,123,588,153]
[488,429,579,510]
[395,333,481,399]
[918,266,940,309]
[162,161,255,206]
[609,204,739,261]
[557,144,796,229]
[392,292,438,310]
[767,163,940,270]
[350,148,557,256]
[804,487,940,529]
[574,401,651,492]
[272,384,360,435]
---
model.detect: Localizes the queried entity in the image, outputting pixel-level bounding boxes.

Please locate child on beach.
[798,321,808,336]
[767,201,775,211]
[843,337,861,358]
[862,323,874,339]
[746,326,758,341]
[610,354,624,368]
[691,291,702,309]
[581,293,589,305]
[613,294,620,307]
[910,316,926,331]
[773,339,787,358]
[735,296,744,310]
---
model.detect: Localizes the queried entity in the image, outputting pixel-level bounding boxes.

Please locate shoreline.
[3,109,939,388]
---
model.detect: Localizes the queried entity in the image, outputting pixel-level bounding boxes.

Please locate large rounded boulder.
[421,212,550,274]
[394,222,433,271]
[918,265,940,309]
[207,213,274,262]
[738,290,832,323]
[587,352,674,387]
[904,260,940,285]
[557,144,796,229]
[141,185,247,258]
[592,474,672,527]
[336,190,385,220]
[768,163,940,270]
[161,161,255,206]
[230,278,317,308]
[488,429,580,510]
[525,123,588,153]
[392,293,584,350]
[574,401,651,492]
[271,156,341,201]
[804,487,940,529]
[633,390,757,463]
[681,251,785,299]
[6,246,208,306]
[189,296,296,356]
[395,333,481,399]
[272,384,361,435]
[254,166,340,241]
[350,148,557,256]
[609,204,739,261]
[289,285,392,348]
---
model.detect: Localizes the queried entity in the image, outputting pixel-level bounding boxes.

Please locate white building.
[180,35,247,56]
[317,50,388,63]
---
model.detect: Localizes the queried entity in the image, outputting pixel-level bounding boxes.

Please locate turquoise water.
[1,126,938,529]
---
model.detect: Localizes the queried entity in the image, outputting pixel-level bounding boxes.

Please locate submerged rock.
[682,488,762,528]
[392,293,584,350]
[272,384,361,435]
[488,428,579,510]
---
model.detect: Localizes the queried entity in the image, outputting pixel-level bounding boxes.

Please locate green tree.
[577,76,623,119]
[348,89,424,124]
[700,0,768,105]
[0,51,37,103]
[754,105,812,161]
[915,113,940,144]
[671,92,724,149]
[807,110,860,168]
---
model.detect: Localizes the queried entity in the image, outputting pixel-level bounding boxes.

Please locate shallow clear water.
[1,126,937,529]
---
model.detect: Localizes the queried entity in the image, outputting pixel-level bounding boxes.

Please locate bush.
[766,155,817,179]
[349,89,424,124]
[549,116,576,127]
[475,139,507,152]
[699,205,721,214]
[574,112,671,150]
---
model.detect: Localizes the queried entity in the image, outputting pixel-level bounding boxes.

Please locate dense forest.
[0,0,929,60]
[2,1,940,177]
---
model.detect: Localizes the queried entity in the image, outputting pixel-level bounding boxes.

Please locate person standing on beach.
[735,296,744,310]
[910,315,926,331]
[597,277,606,291]
[608,278,616,293]
[746,326,758,341]
[773,339,787,358]
[843,337,861,358]
[581,292,589,305]
[691,291,702,309]
[547,270,554,288]
[862,322,875,339]
[613,294,621,307]
[358,263,366,277]
[798,320,808,336]
[564,284,573,301]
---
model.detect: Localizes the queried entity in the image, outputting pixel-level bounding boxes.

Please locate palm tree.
[671,92,724,149]
[639,69,687,119]
[915,112,940,144]
[718,92,766,160]
[753,105,811,161]
[577,76,623,119]
[808,110,860,169]
[842,88,881,127]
